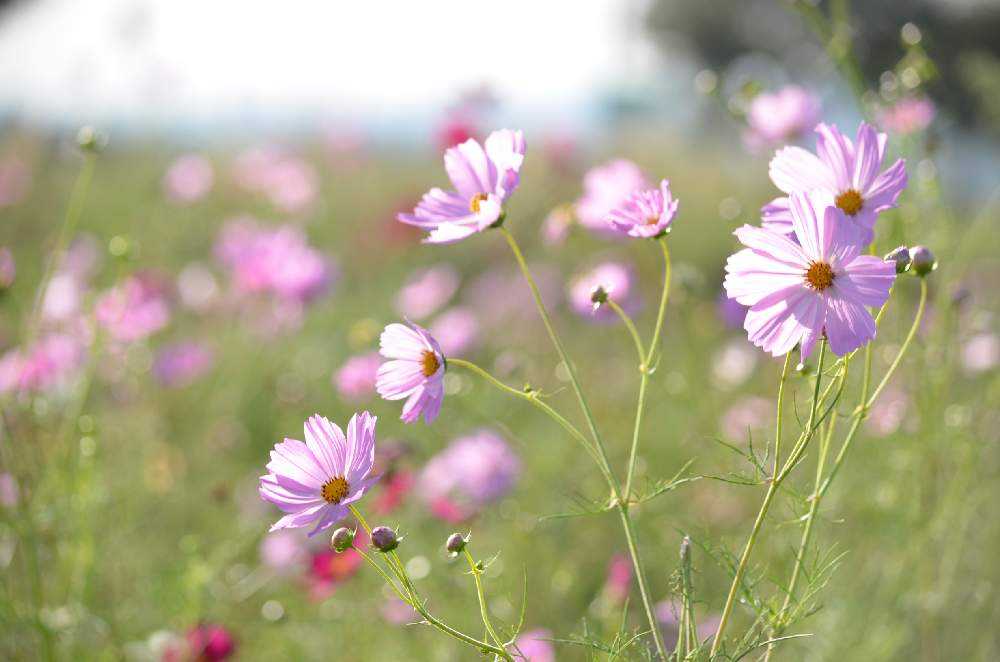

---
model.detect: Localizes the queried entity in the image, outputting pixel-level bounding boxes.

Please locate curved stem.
[710,341,826,657]
[865,279,927,409]
[464,549,504,649]
[606,300,646,366]
[623,238,671,500]
[498,226,668,660]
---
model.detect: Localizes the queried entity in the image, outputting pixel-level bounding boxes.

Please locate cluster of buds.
[884,245,937,277]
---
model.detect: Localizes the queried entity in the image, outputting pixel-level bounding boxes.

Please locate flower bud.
[883,246,911,274]
[371,526,400,553]
[445,532,468,556]
[76,126,107,153]
[909,245,936,277]
[590,285,609,308]
[330,527,355,553]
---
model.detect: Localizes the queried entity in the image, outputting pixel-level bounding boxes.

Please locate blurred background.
[0,1,998,660]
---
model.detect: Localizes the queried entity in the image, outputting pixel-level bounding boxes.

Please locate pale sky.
[0,0,664,132]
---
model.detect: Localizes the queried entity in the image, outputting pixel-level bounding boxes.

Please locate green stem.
[498,226,668,660]
[464,549,504,649]
[607,300,646,366]
[623,238,671,500]
[772,354,794,476]
[710,341,827,657]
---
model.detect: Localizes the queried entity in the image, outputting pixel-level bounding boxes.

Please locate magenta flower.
[95,273,171,343]
[576,159,649,235]
[744,85,821,150]
[376,321,446,424]
[513,628,555,661]
[333,352,381,401]
[607,179,679,238]
[163,154,214,204]
[259,412,379,537]
[725,191,896,358]
[398,129,526,244]
[153,342,215,388]
[417,429,520,521]
[394,264,460,320]
[183,623,236,662]
[569,262,640,324]
[878,97,935,135]
[762,122,907,245]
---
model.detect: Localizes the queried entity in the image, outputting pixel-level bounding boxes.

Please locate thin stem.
[710,342,827,657]
[498,226,668,660]
[623,238,672,500]
[607,300,646,365]
[464,549,504,649]
[26,154,96,342]
[866,279,927,409]
[772,354,794,477]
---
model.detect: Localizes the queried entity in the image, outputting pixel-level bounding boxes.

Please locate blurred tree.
[644,0,1000,131]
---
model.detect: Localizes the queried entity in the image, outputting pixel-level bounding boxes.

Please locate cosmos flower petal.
[268,502,328,532]
[814,123,854,191]
[445,138,496,199]
[304,415,348,477]
[833,256,897,308]
[863,158,907,212]
[345,411,376,484]
[852,122,883,191]
[269,439,327,488]
[760,197,795,234]
[768,145,835,194]
[307,504,348,537]
[732,225,810,269]
[379,322,431,360]
[824,296,877,355]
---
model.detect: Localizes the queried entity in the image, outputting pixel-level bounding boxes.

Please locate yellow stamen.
[835,189,863,216]
[420,350,440,377]
[469,193,489,213]
[805,261,835,291]
[321,476,350,504]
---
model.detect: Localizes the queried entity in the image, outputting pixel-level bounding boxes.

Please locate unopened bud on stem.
[371,526,400,553]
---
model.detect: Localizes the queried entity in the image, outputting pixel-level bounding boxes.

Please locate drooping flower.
[95,272,171,343]
[762,122,907,244]
[568,262,641,324]
[399,129,526,243]
[163,154,214,204]
[878,97,935,135]
[153,342,215,388]
[333,352,381,401]
[744,85,821,150]
[376,321,446,424]
[606,179,679,238]
[725,191,896,358]
[575,159,648,235]
[417,429,520,521]
[512,628,555,661]
[259,412,379,536]
[394,264,460,320]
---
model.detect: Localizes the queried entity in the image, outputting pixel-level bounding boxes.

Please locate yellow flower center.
[421,350,440,377]
[469,193,489,213]
[805,261,835,291]
[644,215,660,226]
[321,476,350,504]
[835,189,863,216]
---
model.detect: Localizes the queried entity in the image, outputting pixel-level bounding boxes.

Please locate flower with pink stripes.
[259,412,378,537]
[398,129,526,243]
[376,321,446,424]
[606,179,679,239]
[725,191,896,358]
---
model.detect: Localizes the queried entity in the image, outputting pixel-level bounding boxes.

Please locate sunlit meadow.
[2,3,999,661]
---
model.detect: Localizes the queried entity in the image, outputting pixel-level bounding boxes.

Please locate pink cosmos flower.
[762,122,907,245]
[376,321,446,424]
[307,546,364,601]
[333,352,381,401]
[394,264,460,320]
[259,412,379,537]
[182,623,235,661]
[163,154,214,204]
[607,179,679,238]
[399,129,527,244]
[153,342,215,388]
[878,97,935,135]
[429,307,480,356]
[513,628,555,661]
[0,333,86,395]
[569,262,641,324]
[95,273,171,343]
[603,553,633,604]
[418,429,520,521]
[576,159,649,235]
[232,147,317,214]
[725,191,896,358]
[744,85,821,150]
[541,205,573,246]
[372,470,414,515]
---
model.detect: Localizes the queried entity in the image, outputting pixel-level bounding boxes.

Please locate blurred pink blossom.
[878,97,936,135]
[153,342,215,388]
[394,264,459,320]
[0,333,86,395]
[961,333,998,374]
[721,396,772,441]
[569,262,641,323]
[163,154,214,204]
[866,386,909,437]
[232,147,318,214]
[576,159,648,236]
[430,306,480,356]
[513,628,555,661]
[743,85,821,150]
[603,553,633,604]
[541,205,573,247]
[95,272,171,343]
[259,529,307,573]
[333,352,380,401]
